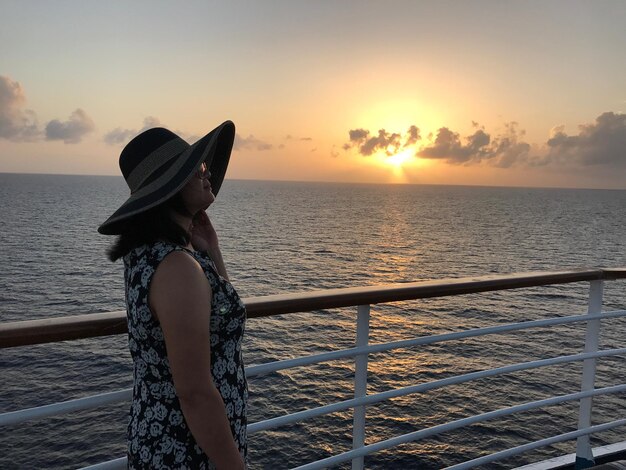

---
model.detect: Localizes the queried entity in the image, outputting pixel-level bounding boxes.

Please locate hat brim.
[98,121,235,235]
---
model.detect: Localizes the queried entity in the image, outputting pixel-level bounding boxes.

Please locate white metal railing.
[576,279,604,468]
[1,271,625,469]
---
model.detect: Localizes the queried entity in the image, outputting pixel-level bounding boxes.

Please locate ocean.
[1,173,625,469]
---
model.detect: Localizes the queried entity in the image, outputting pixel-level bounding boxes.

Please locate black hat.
[98,121,235,235]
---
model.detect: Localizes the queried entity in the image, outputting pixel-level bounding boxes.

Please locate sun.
[385,148,414,168]
[364,147,421,183]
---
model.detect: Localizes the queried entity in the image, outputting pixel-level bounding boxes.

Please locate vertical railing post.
[352,304,370,470]
[575,279,604,469]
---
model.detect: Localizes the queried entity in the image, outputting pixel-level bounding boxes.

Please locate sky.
[1,0,625,189]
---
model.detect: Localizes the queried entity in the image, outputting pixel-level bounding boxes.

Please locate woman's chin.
[203,194,215,209]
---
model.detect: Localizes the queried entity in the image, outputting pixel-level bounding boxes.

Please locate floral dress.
[123,242,247,469]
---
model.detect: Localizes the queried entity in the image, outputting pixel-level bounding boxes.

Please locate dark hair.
[107,193,192,262]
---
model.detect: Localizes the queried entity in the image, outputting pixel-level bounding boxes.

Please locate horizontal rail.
[291,384,626,470]
[1,268,625,348]
[516,441,626,470]
[4,347,625,428]
[245,269,626,315]
[80,458,126,470]
[3,311,626,428]
[248,348,626,434]
[83,425,626,470]
[0,389,132,427]
[246,310,626,377]
[445,418,626,470]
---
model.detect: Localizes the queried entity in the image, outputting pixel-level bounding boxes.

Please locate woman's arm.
[191,210,229,280]
[150,251,244,470]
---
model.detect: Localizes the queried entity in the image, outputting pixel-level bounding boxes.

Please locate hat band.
[127,138,190,193]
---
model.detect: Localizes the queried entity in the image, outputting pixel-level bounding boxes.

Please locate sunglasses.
[195,162,211,180]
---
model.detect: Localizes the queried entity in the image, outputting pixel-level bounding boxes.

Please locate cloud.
[104,118,212,146]
[404,125,420,147]
[418,123,533,167]
[545,112,626,167]
[345,127,417,156]
[343,113,625,170]
[419,127,491,164]
[488,122,531,168]
[233,133,273,151]
[284,134,312,141]
[104,116,161,145]
[281,134,313,149]
[1,76,97,145]
[343,121,533,167]
[349,129,369,141]
[0,75,40,142]
[45,108,95,144]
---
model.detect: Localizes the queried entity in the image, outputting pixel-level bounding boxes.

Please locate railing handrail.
[291,384,626,470]
[1,268,625,469]
[1,268,625,349]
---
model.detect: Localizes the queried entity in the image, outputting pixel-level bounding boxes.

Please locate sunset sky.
[1,0,625,189]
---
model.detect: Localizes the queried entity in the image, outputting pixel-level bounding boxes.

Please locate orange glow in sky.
[0,2,625,189]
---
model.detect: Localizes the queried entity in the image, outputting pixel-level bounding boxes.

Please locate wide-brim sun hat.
[98,120,235,235]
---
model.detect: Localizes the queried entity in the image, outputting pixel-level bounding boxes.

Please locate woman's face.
[179,162,215,213]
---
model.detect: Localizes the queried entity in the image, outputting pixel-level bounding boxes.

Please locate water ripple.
[0,176,625,469]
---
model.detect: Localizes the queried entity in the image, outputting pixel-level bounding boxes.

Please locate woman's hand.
[191,210,219,253]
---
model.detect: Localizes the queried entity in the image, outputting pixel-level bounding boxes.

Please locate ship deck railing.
[1,268,625,469]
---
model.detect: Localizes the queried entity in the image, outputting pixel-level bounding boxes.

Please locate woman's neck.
[170,211,194,249]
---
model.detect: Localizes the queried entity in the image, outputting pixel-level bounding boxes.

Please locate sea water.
[1,173,625,469]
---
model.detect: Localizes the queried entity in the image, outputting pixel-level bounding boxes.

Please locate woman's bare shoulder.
[150,249,211,314]
[156,249,204,278]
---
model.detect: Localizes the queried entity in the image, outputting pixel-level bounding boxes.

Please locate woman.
[98,122,247,469]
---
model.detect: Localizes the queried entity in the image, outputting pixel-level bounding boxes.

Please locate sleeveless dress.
[123,241,248,469]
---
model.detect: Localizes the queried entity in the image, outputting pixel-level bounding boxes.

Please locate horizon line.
[0,171,624,192]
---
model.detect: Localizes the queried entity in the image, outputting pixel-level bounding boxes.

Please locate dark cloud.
[363,130,402,156]
[181,133,202,143]
[342,121,529,167]
[104,128,136,145]
[417,122,531,167]
[349,129,369,141]
[416,113,625,169]
[45,108,95,144]
[343,121,531,167]
[545,112,626,167]
[0,75,40,142]
[404,125,420,147]
[1,76,97,145]
[419,127,491,163]
[233,134,272,151]
[489,122,531,168]
[345,127,413,156]
[283,134,312,143]
[104,116,161,145]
